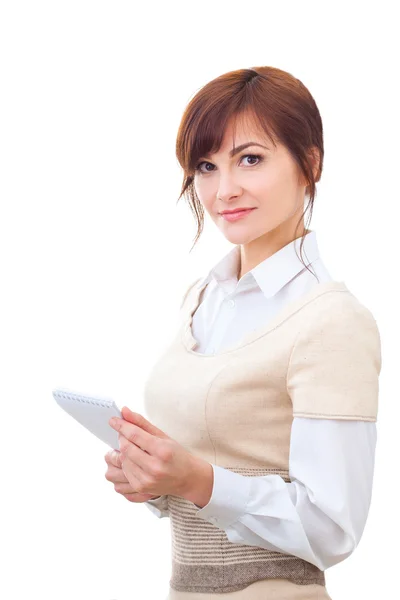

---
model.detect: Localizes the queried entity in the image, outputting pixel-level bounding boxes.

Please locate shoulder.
[288,287,382,421]
[290,287,382,376]
[297,286,381,341]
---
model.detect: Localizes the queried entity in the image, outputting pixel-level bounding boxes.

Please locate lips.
[220,208,256,222]
[221,208,255,215]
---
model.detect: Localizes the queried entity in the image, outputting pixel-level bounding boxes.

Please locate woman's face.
[193,115,311,246]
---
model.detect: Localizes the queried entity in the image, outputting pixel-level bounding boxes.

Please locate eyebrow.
[229,142,269,157]
[203,142,269,160]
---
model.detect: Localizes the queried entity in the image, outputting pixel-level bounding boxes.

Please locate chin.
[220,229,258,245]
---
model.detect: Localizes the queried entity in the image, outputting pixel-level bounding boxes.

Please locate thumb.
[120,406,169,440]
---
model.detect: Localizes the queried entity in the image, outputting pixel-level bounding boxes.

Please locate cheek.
[248,175,276,208]
[255,167,295,200]
[194,180,214,212]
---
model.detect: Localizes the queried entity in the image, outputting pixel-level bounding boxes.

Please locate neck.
[238,228,311,281]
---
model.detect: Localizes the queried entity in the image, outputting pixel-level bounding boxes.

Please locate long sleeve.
[193,417,377,571]
[144,494,169,519]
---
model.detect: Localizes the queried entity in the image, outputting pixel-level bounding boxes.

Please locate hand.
[108,406,198,499]
[104,448,160,503]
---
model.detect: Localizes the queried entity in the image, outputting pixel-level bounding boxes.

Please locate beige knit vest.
[143,279,381,594]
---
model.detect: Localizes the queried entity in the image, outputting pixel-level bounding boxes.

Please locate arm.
[182,296,381,570]
[183,417,377,571]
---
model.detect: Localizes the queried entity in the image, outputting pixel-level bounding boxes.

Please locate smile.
[220,208,256,222]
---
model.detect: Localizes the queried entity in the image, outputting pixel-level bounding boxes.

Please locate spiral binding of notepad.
[52,387,114,409]
[52,386,122,449]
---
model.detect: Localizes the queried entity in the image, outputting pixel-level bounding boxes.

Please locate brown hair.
[175,66,324,282]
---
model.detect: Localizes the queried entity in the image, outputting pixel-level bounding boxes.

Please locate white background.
[0,1,398,599]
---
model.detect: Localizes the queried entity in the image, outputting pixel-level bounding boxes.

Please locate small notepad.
[52,387,122,450]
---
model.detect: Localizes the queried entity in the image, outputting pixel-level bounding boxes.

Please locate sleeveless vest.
[143,279,381,594]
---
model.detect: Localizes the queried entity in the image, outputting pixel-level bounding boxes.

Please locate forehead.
[223,115,264,144]
[209,113,277,157]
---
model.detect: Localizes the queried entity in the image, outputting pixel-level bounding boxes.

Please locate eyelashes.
[194,154,264,175]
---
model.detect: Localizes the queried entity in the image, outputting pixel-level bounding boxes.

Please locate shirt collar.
[196,230,320,300]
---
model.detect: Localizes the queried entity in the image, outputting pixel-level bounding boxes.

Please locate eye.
[194,153,264,174]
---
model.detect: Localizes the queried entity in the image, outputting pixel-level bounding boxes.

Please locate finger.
[118,434,156,473]
[104,449,123,468]
[105,465,129,484]
[123,492,159,503]
[114,482,138,494]
[120,454,151,493]
[110,419,156,456]
[120,407,169,440]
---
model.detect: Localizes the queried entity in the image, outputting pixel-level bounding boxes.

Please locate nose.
[216,175,243,204]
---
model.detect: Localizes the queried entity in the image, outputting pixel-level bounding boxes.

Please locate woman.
[105,66,381,600]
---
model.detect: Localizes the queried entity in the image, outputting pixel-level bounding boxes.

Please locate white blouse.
[145,230,377,572]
